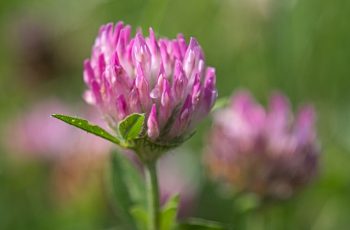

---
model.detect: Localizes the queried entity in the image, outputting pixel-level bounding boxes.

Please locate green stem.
[145,161,160,230]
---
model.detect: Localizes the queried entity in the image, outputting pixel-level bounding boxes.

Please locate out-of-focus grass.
[0,0,350,229]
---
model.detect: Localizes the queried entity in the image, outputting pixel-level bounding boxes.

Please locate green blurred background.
[0,0,350,229]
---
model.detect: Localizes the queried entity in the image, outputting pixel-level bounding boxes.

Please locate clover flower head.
[83,22,217,152]
[205,91,320,199]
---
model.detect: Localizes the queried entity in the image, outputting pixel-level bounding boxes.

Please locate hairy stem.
[145,161,160,230]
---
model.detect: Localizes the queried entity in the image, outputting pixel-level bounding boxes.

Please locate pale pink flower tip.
[205,90,320,199]
[83,21,217,142]
[147,104,160,140]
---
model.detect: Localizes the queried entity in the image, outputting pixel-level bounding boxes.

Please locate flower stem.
[145,161,160,230]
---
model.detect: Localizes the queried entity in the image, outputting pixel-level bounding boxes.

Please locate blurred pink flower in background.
[5,99,110,161]
[205,90,320,199]
[83,21,217,145]
[3,99,111,203]
[6,100,71,160]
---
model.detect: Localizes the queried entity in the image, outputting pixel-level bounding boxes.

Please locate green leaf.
[177,218,226,230]
[109,150,146,229]
[130,205,148,230]
[160,195,180,230]
[211,97,230,112]
[51,114,124,146]
[234,193,260,214]
[118,113,145,141]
